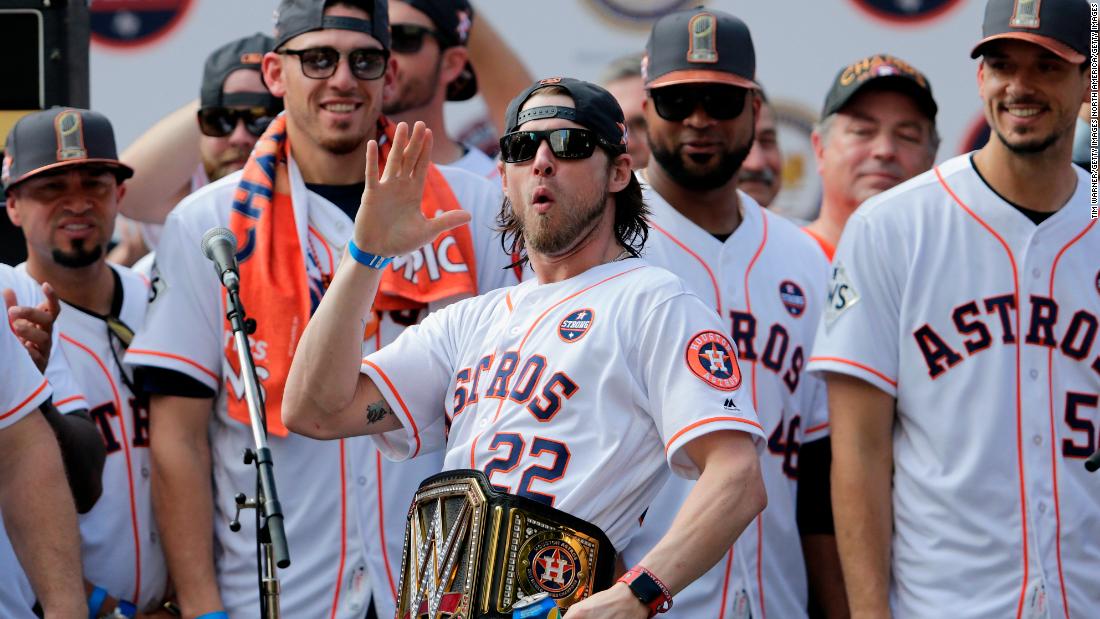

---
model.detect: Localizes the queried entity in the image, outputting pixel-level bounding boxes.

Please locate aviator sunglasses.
[499,128,619,163]
[390,24,444,54]
[198,106,281,138]
[279,46,390,81]
[649,84,748,121]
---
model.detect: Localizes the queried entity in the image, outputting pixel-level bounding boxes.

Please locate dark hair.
[498,159,649,268]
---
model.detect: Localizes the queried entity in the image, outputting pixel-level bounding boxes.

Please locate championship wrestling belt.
[395,469,615,618]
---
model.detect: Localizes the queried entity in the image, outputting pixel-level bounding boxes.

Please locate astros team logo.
[90,0,194,49]
[779,280,807,318]
[527,540,580,597]
[558,309,594,343]
[849,0,962,25]
[685,330,741,391]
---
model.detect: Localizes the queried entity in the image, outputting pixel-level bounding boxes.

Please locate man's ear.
[262,51,288,98]
[5,191,22,226]
[440,47,468,85]
[608,153,632,193]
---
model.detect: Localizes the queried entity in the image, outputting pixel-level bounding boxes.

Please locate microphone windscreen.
[201,227,237,260]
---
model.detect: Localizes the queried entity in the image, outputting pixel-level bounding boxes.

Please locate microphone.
[1086,449,1100,473]
[201,227,240,291]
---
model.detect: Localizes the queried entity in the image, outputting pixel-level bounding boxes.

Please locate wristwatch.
[618,566,673,616]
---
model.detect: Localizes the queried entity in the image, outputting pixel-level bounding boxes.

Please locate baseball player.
[737,88,783,209]
[808,0,1097,617]
[111,33,281,268]
[124,1,514,617]
[620,9,838,619]
[283,78,767,617]
[803,53,940,260]
[5,107,170,617]
[0,323,88,619]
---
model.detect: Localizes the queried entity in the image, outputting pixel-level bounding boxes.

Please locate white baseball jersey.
[621,187,830,619]
[452,143,500,180]
[125,155,514,619]
[20,263,167,611]
[1,264,89,415]
[0,314,55,618]
[361,259,765,552]
[349,166,516,619]
[808,154,1100,619]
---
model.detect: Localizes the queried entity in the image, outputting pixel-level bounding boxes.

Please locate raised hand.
[352,121,472,259]
[4,282,61,373]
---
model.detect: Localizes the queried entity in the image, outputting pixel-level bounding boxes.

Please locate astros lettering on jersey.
[621,187,830,619]
[361,259,765,552]
[809,155,1099,618]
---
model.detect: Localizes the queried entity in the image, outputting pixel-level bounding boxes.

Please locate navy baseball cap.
[503,77,628,155]
[821,53,938,121]
[274,0,390,51]
[399,0,478,101]
[971,0,1090,64]
[3,108,133,193]
[200,33,279,108]
[643,7,757,90]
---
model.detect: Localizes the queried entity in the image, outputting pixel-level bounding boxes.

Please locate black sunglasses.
[198,106,280,138]
[390,23,444,55]
[280,46,389,81]
[500,128,619,163]
[105,315,137,394]
[649,84,748,121]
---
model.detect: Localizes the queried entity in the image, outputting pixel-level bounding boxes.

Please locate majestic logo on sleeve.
[558,309,594,343]
[686,330,742,391]
[779,280,807,317]
[825,262,860,330]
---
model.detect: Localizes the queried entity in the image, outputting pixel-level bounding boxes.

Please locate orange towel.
[226,114,477,436]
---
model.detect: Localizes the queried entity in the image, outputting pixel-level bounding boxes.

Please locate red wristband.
[617,565,673,616]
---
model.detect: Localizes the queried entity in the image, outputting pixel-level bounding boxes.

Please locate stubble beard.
[649,128,754,191]
[383,57,442,116]
[521,184,611,257]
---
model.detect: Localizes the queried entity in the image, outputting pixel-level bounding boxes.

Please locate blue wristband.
[195,613,229,619]
[117,599,137,618]
[88,586,108,619]
[347,239,393,269]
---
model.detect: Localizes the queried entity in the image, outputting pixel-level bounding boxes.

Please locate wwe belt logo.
[398,477,487,619]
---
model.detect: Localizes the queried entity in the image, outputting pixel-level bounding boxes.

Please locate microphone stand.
[221,275,291,618]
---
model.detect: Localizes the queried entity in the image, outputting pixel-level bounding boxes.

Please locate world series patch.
[779,280,806,317]
[558,309,594,343]
[685,330,741,391]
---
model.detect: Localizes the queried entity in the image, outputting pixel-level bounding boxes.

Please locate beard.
[517,184,610,257]
[203,147,250,182]
[383,57,442,116]
[993,125,1063,155]
[649,127,754,191]
[52,241,103,268]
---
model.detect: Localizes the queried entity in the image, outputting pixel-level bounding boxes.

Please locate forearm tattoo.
[366,399,393,424]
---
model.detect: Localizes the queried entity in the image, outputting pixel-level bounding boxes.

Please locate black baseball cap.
[821,53,938,120]
[200,33,279,109]
[3,108,134,192]
[503,77,628,154]
[399,0,478,101]
[273,0,390,51]
[971,0,1090,64]
[643,7,757,90]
